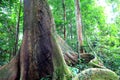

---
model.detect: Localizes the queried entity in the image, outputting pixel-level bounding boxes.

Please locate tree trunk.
[0,53,20,80]
[74,0,84,53]
[56,34,94,65]
[13,0,22,56]
[0,0,118,80]
[0,0,71,80]
[62,0,67,40]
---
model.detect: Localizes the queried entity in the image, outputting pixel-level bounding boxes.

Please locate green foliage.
[48,0,120,76]
[48,0,78,51]
[69,67,79,76]
[0,0,23,65]
[0,0,120,78]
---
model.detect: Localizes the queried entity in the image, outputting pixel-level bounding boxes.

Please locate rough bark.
[0,0,71,80]
[20,0,55,79]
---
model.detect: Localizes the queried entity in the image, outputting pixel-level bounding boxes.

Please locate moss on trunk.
[52,34,71,80]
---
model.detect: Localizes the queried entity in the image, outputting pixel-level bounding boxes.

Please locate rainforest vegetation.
[0,0,120,80]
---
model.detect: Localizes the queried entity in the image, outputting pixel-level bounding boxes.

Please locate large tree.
[0,0,71,80]
[0,0,119,80]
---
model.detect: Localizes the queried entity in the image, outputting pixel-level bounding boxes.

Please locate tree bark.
[74,0,84,53]
[0,0,71,80]
[0,52,20,80]
[0,0,118,80]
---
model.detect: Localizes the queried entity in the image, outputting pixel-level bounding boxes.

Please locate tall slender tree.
[74,0,84,53]
[62,0,67,40]
[13,0,22,56]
